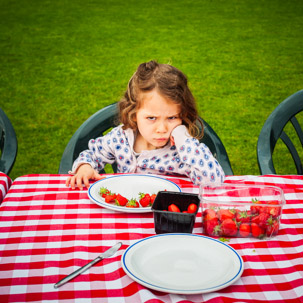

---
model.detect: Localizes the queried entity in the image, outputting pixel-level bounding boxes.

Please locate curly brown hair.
[118,60,203,139]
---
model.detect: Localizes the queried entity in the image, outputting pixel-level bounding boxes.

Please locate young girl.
[66,60,225,190]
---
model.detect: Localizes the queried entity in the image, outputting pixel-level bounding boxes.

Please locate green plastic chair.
[59,103,233,175]
[0,108,18,175]
[199,119,233,175]
[257,89,303,175]
[59,103,119,174]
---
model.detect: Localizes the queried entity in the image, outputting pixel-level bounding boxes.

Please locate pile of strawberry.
[167,203,198,213]
[100,187,156,208]
[202,199,282,239]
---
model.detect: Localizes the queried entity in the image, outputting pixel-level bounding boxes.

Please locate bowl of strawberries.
[151,191,200,234]
[199,184,285,239]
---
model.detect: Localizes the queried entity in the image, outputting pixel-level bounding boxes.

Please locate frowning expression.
[134,90,182,152]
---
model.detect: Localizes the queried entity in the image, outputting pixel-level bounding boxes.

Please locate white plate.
[88,174,181,213]
[122,234,244,294]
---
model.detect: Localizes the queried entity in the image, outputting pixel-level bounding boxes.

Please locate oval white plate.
[88,174,181,213]
[122,234,244,294]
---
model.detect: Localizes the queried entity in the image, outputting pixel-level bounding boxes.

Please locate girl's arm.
[71,129,118,174]
[171,125,226,185]
[66,128,120,189]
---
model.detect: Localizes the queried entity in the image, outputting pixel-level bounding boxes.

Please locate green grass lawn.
[1,0,303,180]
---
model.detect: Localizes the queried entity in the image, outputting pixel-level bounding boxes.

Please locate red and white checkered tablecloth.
[0,174,302,303]
[0,172,12,204]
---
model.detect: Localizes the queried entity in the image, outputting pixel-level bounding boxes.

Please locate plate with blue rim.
[88,174,181,213]
[122,234,244,294]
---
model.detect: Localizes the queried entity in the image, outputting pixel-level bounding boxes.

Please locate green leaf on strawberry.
[126,198,139,208]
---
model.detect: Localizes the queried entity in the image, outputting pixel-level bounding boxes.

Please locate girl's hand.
[65,164,104,190]
[170,124,185,146]
[170,135,176,146]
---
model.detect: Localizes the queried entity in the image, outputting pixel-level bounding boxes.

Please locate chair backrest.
[59,103,119,174]
[0,108,18,175]
[199,119,233,175]
[257,89,303,175]
[59,103,233,175]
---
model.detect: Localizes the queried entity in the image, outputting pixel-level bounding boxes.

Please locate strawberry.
[239,223,251,237]
[250,199,265,214]
[168,204,180,212]
[100,187,110,198]
[105,193,117,203]
[203,208,218,221]
[251,222,265,238]
[266,201,282,218]
[187,203,198,213]
[251,212,270,229]
[220,219,237,237]
[235,210,251,223]
[139,193,152,207]
[150,194,157,204]
[115,194,128,206]
[203,218,221,236]
[218,209,235,221]
[266,217,280,237]
[126,198,139,208]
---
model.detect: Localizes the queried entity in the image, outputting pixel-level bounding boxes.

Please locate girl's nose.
[156,121,167,133]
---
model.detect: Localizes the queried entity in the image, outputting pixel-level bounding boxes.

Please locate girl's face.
[134,90,182,152]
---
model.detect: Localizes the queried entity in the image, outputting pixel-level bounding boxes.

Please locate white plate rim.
[88,174,181,213]
[122,233,244,294]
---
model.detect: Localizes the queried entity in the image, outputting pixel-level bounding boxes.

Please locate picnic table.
[0,174,302,302]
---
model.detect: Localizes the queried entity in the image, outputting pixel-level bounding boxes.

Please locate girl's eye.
[168,116,178,120]
[147,116,156,121]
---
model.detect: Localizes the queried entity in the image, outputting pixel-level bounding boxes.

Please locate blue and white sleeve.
[172,125,225,185]
[71,130,117,174]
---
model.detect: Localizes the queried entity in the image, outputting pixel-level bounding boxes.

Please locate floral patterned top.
[71,125,225,185]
